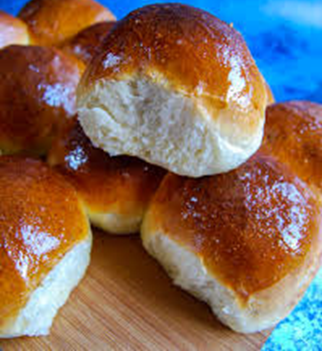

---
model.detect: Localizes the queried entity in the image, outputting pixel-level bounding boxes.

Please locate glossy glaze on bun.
[0,156,91,337]
[48,118,166,234]
[0,11,30,48]
[0,45,84,156]
[61,21,116,65]
[142,152,322,332]
[78,3,267,177]
[142,101,322,332]
[263,101,322,193]
[19,0,116,46]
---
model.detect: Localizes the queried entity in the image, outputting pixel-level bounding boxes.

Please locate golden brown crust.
[61,21,116,65]
[147,152,321,300]
[81,3,266,132]
[264,80,275,104]
[0,45,84,155]
[263,101,322,192]
[48,118,166,216]
[0,156,89,327]
[19,0,115,46]
[0,11,29,48]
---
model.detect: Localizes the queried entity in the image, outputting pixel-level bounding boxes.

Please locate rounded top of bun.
[48,118,166,213]
[0,11,30,48]
[144,152,321,300]
[0,45,84,155]
[62,21,115,64]
[19,0,116,46]
[81,3,266,125]
[263,101,322,192]
[0,156,89,327]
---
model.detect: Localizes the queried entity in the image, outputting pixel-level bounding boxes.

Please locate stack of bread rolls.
[0,0,321,339]
[0,0,115,338]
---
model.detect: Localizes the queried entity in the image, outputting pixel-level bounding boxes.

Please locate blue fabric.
[1,1,322,349]
[263,270,322,351]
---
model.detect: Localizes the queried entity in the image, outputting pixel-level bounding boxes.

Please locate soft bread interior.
[0,233,92,338]
[142,228,320,333]
[89,210,142,235]
[78,76,263,177]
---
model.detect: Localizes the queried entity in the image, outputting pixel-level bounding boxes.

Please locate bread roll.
[263,101,321,193]
[0,11,30,48]
[48,118,166,234]
[0,45,84,156]
[19,0,115,46]
[142,153,322,333]
[0,156,92,338]
[77,3,267,177]
[61,21,116,65]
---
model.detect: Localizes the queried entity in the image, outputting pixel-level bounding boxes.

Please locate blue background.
[1,0,322,349]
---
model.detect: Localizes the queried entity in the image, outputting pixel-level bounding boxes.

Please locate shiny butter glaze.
[263,101,322,192]
[150,153,320,299]
[0,45,83,155]
[81,3,266,129]
[0,156,89,326]
[48,118,166,214]
[0,11,29,49]
[19,0,115,46]
[62,21,116,65]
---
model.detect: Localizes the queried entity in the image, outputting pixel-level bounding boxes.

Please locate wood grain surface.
[0,231,271,350]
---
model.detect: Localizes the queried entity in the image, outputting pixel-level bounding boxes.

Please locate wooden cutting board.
[0,231,271,350]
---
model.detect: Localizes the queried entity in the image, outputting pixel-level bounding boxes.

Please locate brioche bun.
[0,45,84,156]
[48,118,166,234]
[61,21,116,65]
[142,152,322,333]
[78,3,267,177]
[0,156,92,338]
[19,0,115,46]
